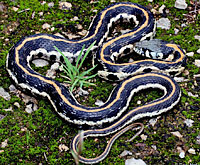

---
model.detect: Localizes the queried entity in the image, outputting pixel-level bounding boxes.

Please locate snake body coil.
[7,2,186,164]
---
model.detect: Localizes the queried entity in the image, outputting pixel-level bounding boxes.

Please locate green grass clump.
[54,41,97,92]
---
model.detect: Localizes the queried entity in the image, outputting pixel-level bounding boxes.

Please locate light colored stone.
[58,144,69,152]
[120,150,132,157]
[186,52,194,57]
[42,23,51,30]
[32,59,49,67]
[156,18,171,30]
[184,119,194,127]
[195,59,200,67]
[171,131,183,138]
[197,48,200,54]
[179,151,185,158]
[125,158,146,165]
[59,2,72,10]
[175,0,188,9]
[0,87,11,100]
[95,99,104,106]
[188,148,196,154]
[159,5,166,14]
[194,35,200,41]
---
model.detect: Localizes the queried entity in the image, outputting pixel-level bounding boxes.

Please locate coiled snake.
[6,2,186,164]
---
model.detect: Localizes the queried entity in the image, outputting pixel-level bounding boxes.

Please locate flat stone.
[156,18,171,30]
[32,59,49,67]
[125,158,146,165]
[0,87,11,100]
[175,0,188,9]
[194,59,200,67]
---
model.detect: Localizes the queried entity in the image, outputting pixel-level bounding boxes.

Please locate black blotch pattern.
[107,74,119,80]
[50,55,56,61]
[143,68,152,73]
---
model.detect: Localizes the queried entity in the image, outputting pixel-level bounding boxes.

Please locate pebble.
[125,158,146,165]
[1,139,8,148]
[58,144,69,152]
[188,92,199,98]
[4,107,13,112]
[42,23,51,30]
[184,119,194,127]
[12,6,19,12]
[171,131,183,138]
[78,30,87,36]
[149,118,157,127]
[48,2,54,8]
[186,52,194,57]
[156,18,171,30]
[0,87,11,101]
[59,2,72,10]
[140,134,147,141]
[78,88,89,96]
[0,114,6,121]
[188,148,196,154]
[151,145,157,150]
[197,49,200,54]
[179,151,185,158]
[119,150,133,157]
[159,5,166,14]
[0,3,6,12]
[95,99,104,106]
[147,0,153,2]
[175,0,188,9]
[194,35,200,41]
[174,77,187,82]
[174,28,179,35]
[32,59,49,67]
[194,60,200,67]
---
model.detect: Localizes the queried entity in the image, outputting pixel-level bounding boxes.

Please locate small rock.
[1,139,8,148]
[48,2,54,8]
[184,119,194,127]
[32,59,49,67]
[0,114,6,121]
[137,100,141,105]
[174,28,179,35]
[71,16,79,21]
[186,52,194,57]
[42,23,51,30]
[197,49,200,54]
[151,145,157,150]
[95,99,104,106]
[147,0,153,2]
[9,84,18,94]
[188,148,196,154]
[156,18,171,30]
[159,5,166,14]
[59,2,72,10]
[54,33,65,38]
[194,35,200,41]
[12,6,19,12]
[125,158,146,165]
[140,134,147,141]
[174,77,186,82]
[46,69,56,78]
[0,150,4,153]
[58,144,69,152]
[194,59,200,67]
[119,150,133,157]
[0,3,6,12]
[171,131,183,138]
[76,24,83,30]
[175,0,188,9]
[78,88,89,96]
[78,30,88,36]
[25,103,38,113]
[0,87,11,100]
[188,92,198,98]
[179,151,185,158]
[4,107,13,112]
[51,62,60,70]
[149,118,157,127]
[38,11,43,16]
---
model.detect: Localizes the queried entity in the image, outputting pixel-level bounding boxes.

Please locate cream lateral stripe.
[73,73,176,134]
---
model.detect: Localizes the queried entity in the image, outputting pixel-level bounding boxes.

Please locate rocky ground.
[0,0,199,164]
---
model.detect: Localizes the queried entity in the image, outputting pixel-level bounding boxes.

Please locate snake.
[6,2,186,164]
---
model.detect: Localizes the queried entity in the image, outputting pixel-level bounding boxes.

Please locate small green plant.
[54,41,97,92]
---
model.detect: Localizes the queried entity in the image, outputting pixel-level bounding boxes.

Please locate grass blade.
[78,41,96,70]
[76,44,85,69]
